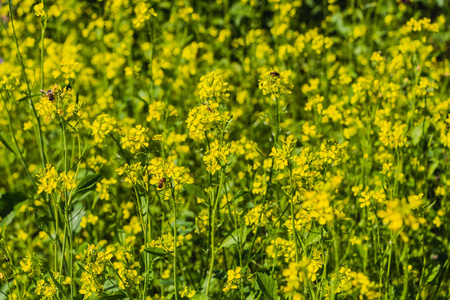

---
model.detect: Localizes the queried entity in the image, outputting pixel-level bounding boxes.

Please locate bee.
[40,86,56,102]
[158,177,166,189]
[207,106,213,112]
[270,71,280,77]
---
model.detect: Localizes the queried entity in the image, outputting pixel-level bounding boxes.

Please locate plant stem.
[206,172,224,296]
[171,184,179,300]
[8,0,47,168]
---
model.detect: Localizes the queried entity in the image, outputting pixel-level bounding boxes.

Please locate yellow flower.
[36,164,60,194]
[180,286,196,298]
[34,3,45,17]
[121,125,149,153]
[91,114,116,144]
[258,69,293,100]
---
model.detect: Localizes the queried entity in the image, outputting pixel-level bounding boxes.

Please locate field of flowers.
[1,0,450,299]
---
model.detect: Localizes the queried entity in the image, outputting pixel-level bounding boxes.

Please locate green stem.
[206,172,224,296]
[171,184,179,300]
[0,92,36,189]
[385,233,393,299]
[7,0,47,168]
[40,0,46,90]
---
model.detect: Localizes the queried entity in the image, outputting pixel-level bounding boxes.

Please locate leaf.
[306,228,326,246]
[144,247,169,257]
[220,226,251,249]
[411,124,423,146]
[34,213,51,237]
[73,174,101,196]
[192,294,209,300]
[234,190,248,200]
[0,192,27,218]
[256,272,278,300]
[427,161,439,180]
[424,263,441,285]
[183,183,208,201]
[0,198,28,230]
[0,133,15,155]
[15,94,41,103]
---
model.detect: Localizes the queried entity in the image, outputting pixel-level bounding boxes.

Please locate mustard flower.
[36,164,60,194]
[132,2,157,29]
[203,139,230,175]
[223,267,242,292]
[180,286,196,298]
[34,3,45,17]
[198,71,230,101]
[379,121,407,149]
[147,101,165,122]
[121,125,149,153]
[36,278,57,299]
[91,114,117,143]
[95,177,117,200]
[258,69,293,100]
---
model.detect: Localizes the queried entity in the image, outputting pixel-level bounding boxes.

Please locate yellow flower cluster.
[377,194,426,233]
[198,71,230,101]
[114,248,144,290]
[148,232,184,252]
[35,278,57,299]
[223,267,242,292]
[244,204,273,232]
[35,84,81,124]
[266,237,296,262]
[203,139,230,175]
[269,135,297,170]
[332,267,380,299]
[76,245,113,298]
[379,121,407,148]
[36,164,76,195]
[282,251,323,296]
[91,114,117,144]
[95,177,117,200]
[404,17,439,33]
[180,286,196,298]
[186,102,230,141]
[132,2,157,29]
[121,125,149,153]
[146,101,165,122]
[258,70,293,100]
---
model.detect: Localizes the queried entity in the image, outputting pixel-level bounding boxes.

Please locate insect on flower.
[40,85,57,101]
[270,71,280,77]
[158,177,166,189]
[207,106,213,112]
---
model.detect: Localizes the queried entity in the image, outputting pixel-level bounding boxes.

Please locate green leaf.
[16,94,41,103]
[427,161,439,180]
[220,226,251,249]
[192,294,209,300]
[234,190,248,200]
[306,228,326,246]
[424,263,441,285]
[256,272,278,300]
[0,197,28,229]
[0,132,16,155]
[73,174,101,196]
[144,247,169,257]
[34,213,52,237]
[0,192,27,218]
[183,184,208,201]
[411,123,423,146]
